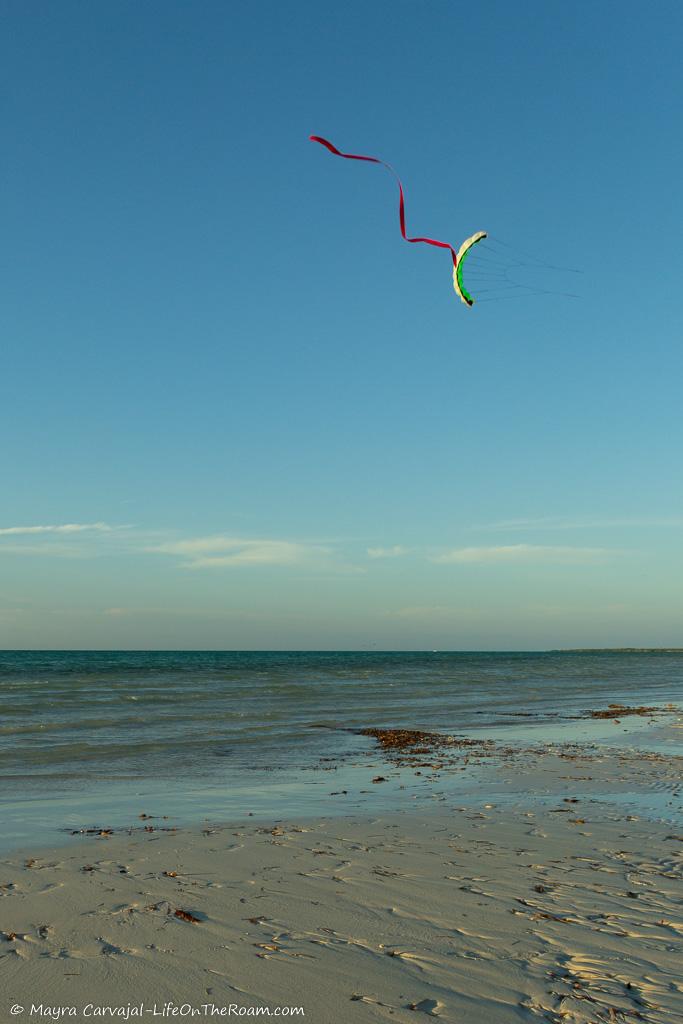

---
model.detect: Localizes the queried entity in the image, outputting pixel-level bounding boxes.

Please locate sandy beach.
[3,727,682,1024]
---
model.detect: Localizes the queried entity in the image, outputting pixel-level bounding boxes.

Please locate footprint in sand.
[99,939,137,956]
[36,881,65,894]
[408,998,445,1016]
[350,994,394,1009]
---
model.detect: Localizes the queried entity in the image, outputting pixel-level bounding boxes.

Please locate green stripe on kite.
[453,231,487,306]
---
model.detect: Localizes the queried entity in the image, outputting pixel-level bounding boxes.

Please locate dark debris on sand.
[586,704,674,719]
[359,728,496,768]
[359,728,492,753]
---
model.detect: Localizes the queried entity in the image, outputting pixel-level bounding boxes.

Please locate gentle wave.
[1,650,681,782]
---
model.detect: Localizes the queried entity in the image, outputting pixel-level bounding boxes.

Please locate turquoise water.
[1,650,681,850]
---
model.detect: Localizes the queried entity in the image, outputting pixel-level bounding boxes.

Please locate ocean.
[1,650,681,851]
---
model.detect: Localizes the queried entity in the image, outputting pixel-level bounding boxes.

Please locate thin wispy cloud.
[0,522,115,536]
[0,524,360,573]
[0,522,131,560]
[431,544,613,565]
[0,543,93,558]
[367,545,409,559]
[473,516,683,532]
[390,605,483,620]
[103,606,261,620]
[148,535,355,572]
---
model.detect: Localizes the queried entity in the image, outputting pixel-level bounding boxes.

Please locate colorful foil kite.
[310,135,486,306]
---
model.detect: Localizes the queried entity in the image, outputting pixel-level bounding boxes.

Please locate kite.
[309,135,486,306]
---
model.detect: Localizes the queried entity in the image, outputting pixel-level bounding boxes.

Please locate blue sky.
[2,0,682,649]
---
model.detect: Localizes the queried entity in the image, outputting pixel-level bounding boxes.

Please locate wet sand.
[2,731,682,1024]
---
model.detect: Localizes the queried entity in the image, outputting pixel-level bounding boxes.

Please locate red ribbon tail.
[310,135,458,266]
